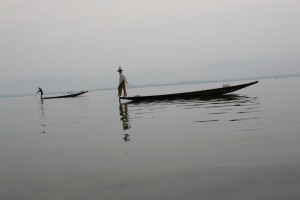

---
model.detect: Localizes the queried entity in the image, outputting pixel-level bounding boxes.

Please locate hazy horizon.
[1,72,299,98]
[1,0,300,95]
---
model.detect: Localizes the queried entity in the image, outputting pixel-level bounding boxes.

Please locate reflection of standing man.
[37,87,43,99]
[119,103,131,130]
[119,103,131,141]
[123,134,130,142]
[117,66,128,97]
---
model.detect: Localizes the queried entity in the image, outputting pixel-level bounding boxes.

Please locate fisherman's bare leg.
[123,86,127,97]
[118,84,122,96]
[121,82,127,97]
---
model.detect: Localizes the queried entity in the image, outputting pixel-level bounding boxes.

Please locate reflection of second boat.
[123,94,260,122]
[178,94,259,109]
[184,94,261,123]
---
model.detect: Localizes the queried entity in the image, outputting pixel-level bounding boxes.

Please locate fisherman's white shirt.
[119,73,127,84]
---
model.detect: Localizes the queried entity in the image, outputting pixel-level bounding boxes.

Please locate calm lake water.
[1,77,300,200]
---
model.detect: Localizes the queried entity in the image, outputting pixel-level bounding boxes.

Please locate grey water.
[1,77,300,200]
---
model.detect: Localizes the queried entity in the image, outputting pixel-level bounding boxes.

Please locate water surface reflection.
[119,104,132,142]
[119,104,131,130]
[119,94,260,129]
[38,99,46,134]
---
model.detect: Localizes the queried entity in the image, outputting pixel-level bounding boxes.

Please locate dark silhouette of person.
[37,87,43,99]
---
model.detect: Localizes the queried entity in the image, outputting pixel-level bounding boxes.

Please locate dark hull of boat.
[120,81,258,102]
[42,91,88,99]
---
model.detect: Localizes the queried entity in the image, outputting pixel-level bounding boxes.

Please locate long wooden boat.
[42,91,88,99]
[119,81,258,102]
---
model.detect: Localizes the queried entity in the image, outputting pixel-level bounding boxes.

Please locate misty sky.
[1,0,300,95]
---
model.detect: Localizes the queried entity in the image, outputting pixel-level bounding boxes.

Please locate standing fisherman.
[37,87,43,99]
[117,66,128,97]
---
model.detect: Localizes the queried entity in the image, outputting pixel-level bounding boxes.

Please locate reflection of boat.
[42,91,88,99]
[120,81,258,102]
